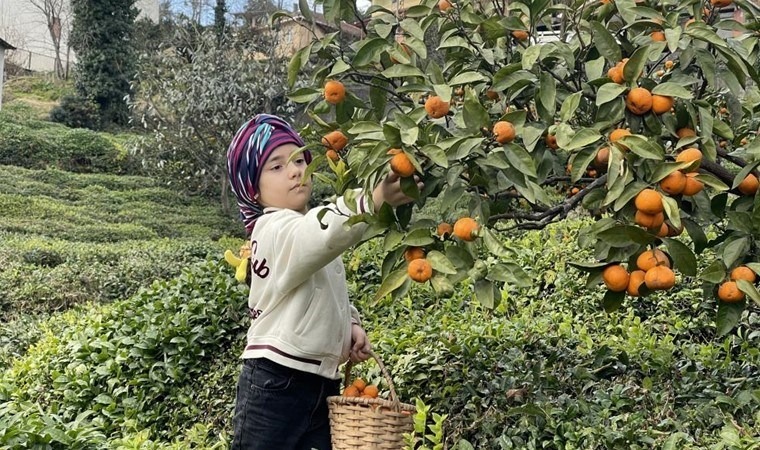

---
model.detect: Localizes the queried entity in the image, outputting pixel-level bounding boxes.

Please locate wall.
[0,0,159,74]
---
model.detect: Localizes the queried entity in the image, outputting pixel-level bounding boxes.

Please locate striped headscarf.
[227,114,311,234]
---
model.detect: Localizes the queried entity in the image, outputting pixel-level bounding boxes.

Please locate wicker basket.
[327,350,416,449]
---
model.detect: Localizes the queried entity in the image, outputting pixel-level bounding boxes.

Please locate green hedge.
[0,166,242,242]
[0,112,136,174]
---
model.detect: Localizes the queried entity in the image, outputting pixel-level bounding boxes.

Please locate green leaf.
[650,162,691,183]
[373,268,408,302]
[381,64,426,78]
[522,45,542,70]
[353,38,389,67]
[624,46,650,82]
[374,23,393,38]
[560,92,583,122]
[430,274,455,297]
[585,56,605,81]
[421,144,448,168]
[538,72,556,119]
[662,195,680,229]
[482,227,512,258]
[651,83,693,99]
[288,87,321,103]
[602,290,625,313]
[598,225,653,247]
[686,24,728,48]
[426,250,458,274]
[396,113,420,146]
[564,128,602,151]
[449,71,488,85]
[664,27,681,53]
[328,59,351,77]
[488,262,532,288]
[348,121,384,134]
[403,228,435,246]
[712,120,734,140]
[463,88,490,132]
[590,21,622,63]
[737,279,760,307]
[663,238,697,276]
[474,279,495,308]
[683,218,708,255]
[288,43,312,88]
[94,394,113,405]
[716,301,743,336]
[596,84,627,106]
[618,135,664,160]
[723,237,750,268]
[400,18,425,41]
[383,230,404,251]
[298,0,312,21]
[700,260,726,283]
[503,144,537,178]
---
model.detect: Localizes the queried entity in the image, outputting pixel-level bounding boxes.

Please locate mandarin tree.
[278,0,760,332]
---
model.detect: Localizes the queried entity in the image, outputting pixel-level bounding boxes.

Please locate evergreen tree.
[69,0,138,127]
[214,0,226,41]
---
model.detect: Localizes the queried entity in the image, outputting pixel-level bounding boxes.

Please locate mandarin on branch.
[453,217,479,241]
[321,130,348,151]
[408,258,433,283]
[390,152,416,177]
[493,121,516,144]
[323,80,346,105]
[424,96,450,119]
[602,264,630,292]
[634,189,664,215]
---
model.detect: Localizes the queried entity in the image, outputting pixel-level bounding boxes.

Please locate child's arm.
[263,173,422,291]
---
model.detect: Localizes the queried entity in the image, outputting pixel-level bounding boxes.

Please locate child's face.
[257,143,312,213]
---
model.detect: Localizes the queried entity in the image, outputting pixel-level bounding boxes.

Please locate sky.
[168,0,370,23]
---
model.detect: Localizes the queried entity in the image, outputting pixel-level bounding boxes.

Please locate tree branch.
[490,175,607,230]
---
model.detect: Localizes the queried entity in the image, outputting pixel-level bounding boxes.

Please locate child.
[226,114,421,450]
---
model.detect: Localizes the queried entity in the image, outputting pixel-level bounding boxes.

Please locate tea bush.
[349,221,760,449]
[0,114,132,174]
[0,166,241,242]
[0,261,248,446]
[1,186,758,448]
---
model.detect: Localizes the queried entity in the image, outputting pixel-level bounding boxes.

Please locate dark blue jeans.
[232,358,340,450]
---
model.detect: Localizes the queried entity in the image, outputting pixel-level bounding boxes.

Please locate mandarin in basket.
[343,385,360,397]
[352,378,367,392]
[363,384,379,398]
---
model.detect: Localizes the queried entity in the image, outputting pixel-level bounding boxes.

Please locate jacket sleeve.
[261,194,371,292]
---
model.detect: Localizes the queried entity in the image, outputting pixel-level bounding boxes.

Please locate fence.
[5,47,71,77]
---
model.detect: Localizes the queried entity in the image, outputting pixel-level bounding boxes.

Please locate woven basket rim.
[327,394,416,412]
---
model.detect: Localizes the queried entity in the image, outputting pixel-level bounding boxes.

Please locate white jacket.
[240,194,369,379]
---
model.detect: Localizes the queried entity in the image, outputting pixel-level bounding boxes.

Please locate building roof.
[0,37,15,50]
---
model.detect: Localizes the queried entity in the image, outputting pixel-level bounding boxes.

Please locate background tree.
[69,0,138,127]
[287,0,760,333]
[28,0,69,79]
[130,26,290,207]
[214,0,227,40]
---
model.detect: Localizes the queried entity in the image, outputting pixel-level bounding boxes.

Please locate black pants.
[232,358,340,450]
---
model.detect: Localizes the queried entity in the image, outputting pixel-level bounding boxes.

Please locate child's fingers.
[385,171,400,183]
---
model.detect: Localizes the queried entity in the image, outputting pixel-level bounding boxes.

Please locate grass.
[2,75,73,119]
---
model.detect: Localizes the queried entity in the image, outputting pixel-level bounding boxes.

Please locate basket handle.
[343,350,404,411]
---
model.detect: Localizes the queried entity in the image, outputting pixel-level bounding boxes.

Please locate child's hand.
[350,324,372,363]
[371,172,424,213]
